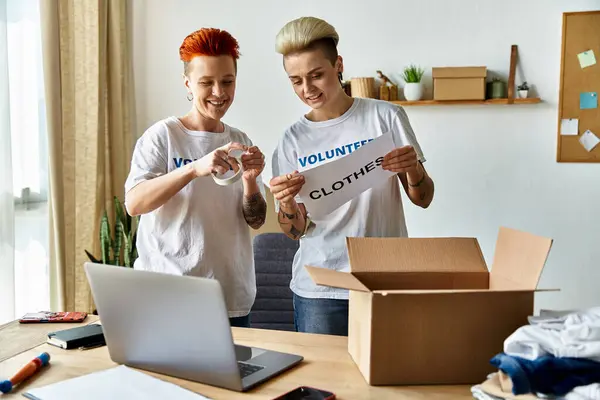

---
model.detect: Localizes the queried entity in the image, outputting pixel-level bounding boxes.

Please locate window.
[0,0,49,324]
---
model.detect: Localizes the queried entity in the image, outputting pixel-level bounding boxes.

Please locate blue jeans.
[229,314,250,328]
[293,294,349,336]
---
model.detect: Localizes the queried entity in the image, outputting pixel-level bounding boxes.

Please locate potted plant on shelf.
[517,82,529,98]
[401,64,425,101]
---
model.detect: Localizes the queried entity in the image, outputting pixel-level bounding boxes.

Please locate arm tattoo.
[413,178,429,202]
[289,225,303,240]
[277,209,303,240]
[416,178,434,204]
[406,169,430,203]
[242,192,267,229]
[282,210,297,220]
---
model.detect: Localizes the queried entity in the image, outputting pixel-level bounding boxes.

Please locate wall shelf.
[389,98,542,106]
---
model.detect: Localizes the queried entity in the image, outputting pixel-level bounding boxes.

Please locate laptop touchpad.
[235,345,266,361]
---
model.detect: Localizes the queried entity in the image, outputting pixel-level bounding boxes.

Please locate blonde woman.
[269,17,434,336]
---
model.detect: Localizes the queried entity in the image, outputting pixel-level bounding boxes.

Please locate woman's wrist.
[279,200,298,215]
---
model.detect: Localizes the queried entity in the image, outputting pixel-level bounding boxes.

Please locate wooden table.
[0,316,100,362]
[0,318,473,399]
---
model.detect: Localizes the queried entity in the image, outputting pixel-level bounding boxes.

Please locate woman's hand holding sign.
[381,145,419,174]
[270,172,305,208]
[381,145,434,209]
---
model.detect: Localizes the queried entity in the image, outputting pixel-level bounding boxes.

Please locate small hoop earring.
[187,93,193,101]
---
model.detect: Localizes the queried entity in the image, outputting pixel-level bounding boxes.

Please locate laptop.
[84,262,303,392]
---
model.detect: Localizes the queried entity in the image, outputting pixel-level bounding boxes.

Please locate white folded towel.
[504,307,600,362]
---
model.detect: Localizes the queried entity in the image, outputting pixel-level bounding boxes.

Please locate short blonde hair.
[275,17,339,56]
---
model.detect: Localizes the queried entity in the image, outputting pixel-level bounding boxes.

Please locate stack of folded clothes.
[471,307,600,400]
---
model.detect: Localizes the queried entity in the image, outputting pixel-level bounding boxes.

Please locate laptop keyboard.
[238,361,264,378]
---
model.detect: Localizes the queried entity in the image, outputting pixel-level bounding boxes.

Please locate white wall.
[130,0,600,312]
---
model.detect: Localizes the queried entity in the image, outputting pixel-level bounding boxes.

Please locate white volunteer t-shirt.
[272,98,425,300]
[125,116,265,317]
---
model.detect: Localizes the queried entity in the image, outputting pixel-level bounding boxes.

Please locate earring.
[187,93,193,101]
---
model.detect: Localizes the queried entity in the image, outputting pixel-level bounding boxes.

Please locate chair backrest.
[250,233,298,331]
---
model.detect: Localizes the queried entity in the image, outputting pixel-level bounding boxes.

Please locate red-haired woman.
[124,28,266,328]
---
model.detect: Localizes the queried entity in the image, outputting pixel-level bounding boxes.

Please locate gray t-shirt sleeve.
[124,126,168,194]
[391,106,426,163]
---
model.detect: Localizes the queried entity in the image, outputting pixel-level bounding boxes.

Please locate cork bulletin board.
[556,11,600,163]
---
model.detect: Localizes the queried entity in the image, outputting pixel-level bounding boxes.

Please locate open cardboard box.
[306,227,555,386]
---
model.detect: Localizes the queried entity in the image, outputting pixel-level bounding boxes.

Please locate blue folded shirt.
[490,353,600,396]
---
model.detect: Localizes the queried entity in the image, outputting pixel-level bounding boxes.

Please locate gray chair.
[250,233,298,331]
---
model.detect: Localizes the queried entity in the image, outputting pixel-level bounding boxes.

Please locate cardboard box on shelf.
[432,66,487,100]
[306,226,555,386]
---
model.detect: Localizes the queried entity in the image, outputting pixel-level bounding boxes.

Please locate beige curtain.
[41,0,134,312]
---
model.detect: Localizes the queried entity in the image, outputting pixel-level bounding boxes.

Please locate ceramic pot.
[404,83,423,101]
[487,80,507,99]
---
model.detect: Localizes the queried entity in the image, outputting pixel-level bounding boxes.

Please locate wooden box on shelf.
[432,66,487,101]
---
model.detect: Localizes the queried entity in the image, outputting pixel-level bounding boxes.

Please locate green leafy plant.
[85,196,139,268]
[402,64,425,83]
[518,82,529,91]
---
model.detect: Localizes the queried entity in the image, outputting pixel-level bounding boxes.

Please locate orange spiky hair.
[179,28,240,75]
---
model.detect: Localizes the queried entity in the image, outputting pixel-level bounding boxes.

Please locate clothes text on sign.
[309,156,385,200]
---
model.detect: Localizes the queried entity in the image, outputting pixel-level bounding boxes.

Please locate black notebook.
[47,324,105,349]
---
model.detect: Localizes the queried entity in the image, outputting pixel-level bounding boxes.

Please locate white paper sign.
[560,118,579,136]
[298,133,396,218]
[579,130,600,152]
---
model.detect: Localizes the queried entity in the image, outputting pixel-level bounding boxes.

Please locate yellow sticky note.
[578,50,596,69]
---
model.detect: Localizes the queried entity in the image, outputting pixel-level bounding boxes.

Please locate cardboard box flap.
[490,227,553,290]
[305,266,370,292]
[354,271,489,290]
[346,237,488,273]
[432,66,487,79]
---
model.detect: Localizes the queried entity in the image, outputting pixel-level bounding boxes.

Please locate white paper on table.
[560,118,579,136]
[298,132,396,219]
[23,365,211,400]
[579,130,600,152]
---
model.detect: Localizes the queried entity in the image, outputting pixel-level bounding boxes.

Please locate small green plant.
[85,196,139,268]
[402,64,425,83]
[518,82,529,91]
